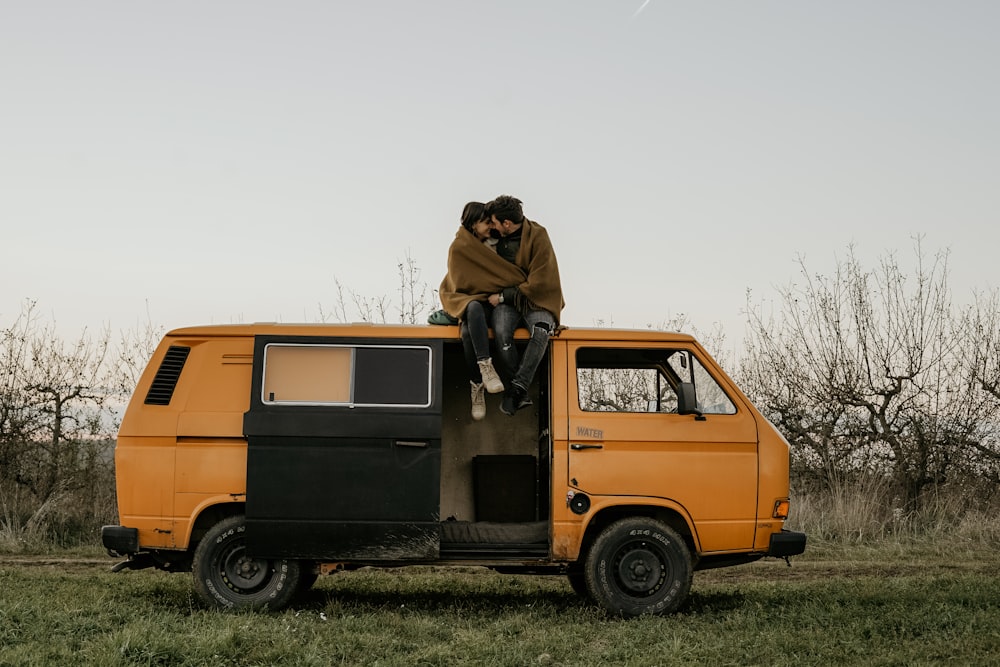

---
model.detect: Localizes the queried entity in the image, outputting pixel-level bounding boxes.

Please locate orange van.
[102,322,805,616]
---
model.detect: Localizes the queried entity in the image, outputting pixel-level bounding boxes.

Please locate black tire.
[584,517,692,617]
[192,515,301,611]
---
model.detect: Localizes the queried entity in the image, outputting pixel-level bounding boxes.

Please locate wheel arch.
[577,501,698,565]
[185,500,246,553]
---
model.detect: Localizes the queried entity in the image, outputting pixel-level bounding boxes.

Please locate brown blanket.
[439,219,565,323]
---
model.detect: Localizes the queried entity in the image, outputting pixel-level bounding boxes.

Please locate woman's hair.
[460,201,487,231]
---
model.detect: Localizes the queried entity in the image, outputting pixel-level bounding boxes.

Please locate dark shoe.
[500,384,530,416]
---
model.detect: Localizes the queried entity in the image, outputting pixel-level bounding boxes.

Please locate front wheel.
[584,517,692,617]
[192,515,301,610]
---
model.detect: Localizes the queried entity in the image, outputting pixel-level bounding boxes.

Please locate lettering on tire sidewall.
[627,528,670,545]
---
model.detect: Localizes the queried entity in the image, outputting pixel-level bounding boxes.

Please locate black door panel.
[243,336,442,560]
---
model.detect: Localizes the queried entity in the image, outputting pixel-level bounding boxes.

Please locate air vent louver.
[144,345,191,405]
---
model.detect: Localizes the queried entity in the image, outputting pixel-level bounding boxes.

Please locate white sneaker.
[470,381,486,421]
[478,358,505,394]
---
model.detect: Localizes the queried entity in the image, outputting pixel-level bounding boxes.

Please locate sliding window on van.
[261,343,432,407]
[576,347,736,414]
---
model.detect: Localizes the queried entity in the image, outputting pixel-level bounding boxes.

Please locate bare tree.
[956,288,1000,477]
[0,300,119,544]
[397,250,432,324]
[324,250,431,324]
[0,302,37,494]
[740,240,991,508]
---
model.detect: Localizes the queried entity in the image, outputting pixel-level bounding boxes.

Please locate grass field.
[2,541,999,666]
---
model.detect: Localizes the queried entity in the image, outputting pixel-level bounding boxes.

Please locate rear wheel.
[584,517,692,617]
[192,515,301,610]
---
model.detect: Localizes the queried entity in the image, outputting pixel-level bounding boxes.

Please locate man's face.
[491,215,512,237]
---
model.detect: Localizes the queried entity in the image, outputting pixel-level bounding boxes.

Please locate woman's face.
[472,217,492,241]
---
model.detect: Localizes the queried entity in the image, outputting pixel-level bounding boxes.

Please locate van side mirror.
[677,382,706,421]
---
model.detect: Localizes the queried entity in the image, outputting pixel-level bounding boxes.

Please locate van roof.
[166,322,697,344]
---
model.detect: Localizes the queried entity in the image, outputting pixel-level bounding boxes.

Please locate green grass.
[2,546,999,666]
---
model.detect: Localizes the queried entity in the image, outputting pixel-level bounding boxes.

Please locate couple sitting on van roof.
[438,195,565,421]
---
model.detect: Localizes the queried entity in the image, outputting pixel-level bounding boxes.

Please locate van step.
[440,520,546,546]
[438,543,549,559]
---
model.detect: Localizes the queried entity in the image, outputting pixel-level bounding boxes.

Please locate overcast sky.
[3,1,998,346]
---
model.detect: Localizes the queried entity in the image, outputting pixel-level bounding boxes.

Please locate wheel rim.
[219,541,270,592]
[613,542,667,596]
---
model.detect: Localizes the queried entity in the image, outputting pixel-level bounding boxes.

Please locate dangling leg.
[466,301,503,394]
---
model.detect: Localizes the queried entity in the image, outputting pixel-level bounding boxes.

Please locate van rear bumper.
[767,529,806,557]
[102,525,139,555]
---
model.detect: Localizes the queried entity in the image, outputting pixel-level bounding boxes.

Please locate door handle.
[395,440,428,448]
[570,443,603,450]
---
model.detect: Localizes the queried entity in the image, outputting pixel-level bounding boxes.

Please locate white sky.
[3,1,998,345]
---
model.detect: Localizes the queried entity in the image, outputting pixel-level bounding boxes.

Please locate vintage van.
[102,322,805,616]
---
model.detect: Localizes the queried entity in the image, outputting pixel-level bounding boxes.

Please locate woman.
[439,202,507,420]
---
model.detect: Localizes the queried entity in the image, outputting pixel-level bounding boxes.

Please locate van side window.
[576,347,736,415]
[261,344,431,407]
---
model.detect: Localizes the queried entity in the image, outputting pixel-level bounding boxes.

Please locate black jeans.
[491,303,554,391]
[460,300,493,383]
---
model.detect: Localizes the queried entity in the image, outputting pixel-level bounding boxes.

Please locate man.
[484,195,565,416]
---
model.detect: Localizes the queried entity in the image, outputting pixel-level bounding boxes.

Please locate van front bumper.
[101,525,139,555]
[767,529,806,557]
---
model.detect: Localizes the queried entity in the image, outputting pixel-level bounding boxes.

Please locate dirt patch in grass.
[697,553,1000,583]
[0,555,113,574]
[5,549,999,582]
